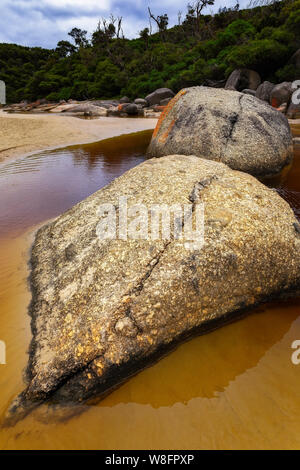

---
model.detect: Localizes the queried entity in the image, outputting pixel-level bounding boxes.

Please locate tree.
[68,28,88,48]
[184,1,215,36]
[178,11,183,25]
[91,17,126,69]
[114,16,124,39]
[148,7,169,41]
[139,28,150,49]
[92,15,124,47]
[55,40,76,58]
[92,19,115,50]
[2,0,297,104]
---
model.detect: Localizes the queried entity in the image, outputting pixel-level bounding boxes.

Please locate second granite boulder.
[147,86,293,177]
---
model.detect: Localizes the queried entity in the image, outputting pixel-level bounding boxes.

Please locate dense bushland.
[0,0,299,103]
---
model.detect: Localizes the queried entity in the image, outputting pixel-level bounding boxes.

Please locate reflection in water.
[0,130,152,238]
[0,128,299,450]
[94,301,299,407]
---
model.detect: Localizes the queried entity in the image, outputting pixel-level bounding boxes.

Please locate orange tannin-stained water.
[0,128,299,450]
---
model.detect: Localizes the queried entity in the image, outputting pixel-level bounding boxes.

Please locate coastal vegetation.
[0,1,299,104]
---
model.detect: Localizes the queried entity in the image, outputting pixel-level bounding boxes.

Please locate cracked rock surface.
[7,155,300,421]
[147,86,293,177]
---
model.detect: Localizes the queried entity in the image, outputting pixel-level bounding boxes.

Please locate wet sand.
[0,131,299,450]
[0,110,157,162]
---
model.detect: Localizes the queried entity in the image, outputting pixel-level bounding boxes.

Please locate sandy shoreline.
[0,111,157,163]
[0,110,298,164]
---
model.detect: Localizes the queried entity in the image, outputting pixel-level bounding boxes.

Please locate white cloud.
[0,0,249,49]
[45,0,111,9]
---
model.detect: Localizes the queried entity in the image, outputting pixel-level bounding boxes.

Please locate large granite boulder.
[225,69,261,91]
[147,87,293,177]
[145,88,175,106]
[7,155,300,422]
[255,81,275,102]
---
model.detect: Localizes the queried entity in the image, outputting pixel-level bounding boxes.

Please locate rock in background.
[287,101,300,120]
[145,88,175,106]
[255,81,275,103]
[147,86,293,177]
[270,82,293,108]
[225,69,261,92]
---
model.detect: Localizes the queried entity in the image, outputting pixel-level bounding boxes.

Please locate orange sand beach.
[0,110,158,162]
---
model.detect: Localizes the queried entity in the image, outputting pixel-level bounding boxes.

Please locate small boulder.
[121,103,139,115]
[134,98,148,108]
[255,81,275,102]
[147,86,293,177]
[270,82,293,108]
[145,88,175,106]
[120,96,131,104]
[225,69,261,91]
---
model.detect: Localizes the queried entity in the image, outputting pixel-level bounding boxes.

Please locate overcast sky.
[0,0,250,49]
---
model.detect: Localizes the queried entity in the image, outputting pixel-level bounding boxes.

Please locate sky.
[0,0,250,49]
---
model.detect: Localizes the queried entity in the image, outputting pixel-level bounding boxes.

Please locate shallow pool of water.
[0,128,299,450]
[0,130,152,238]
